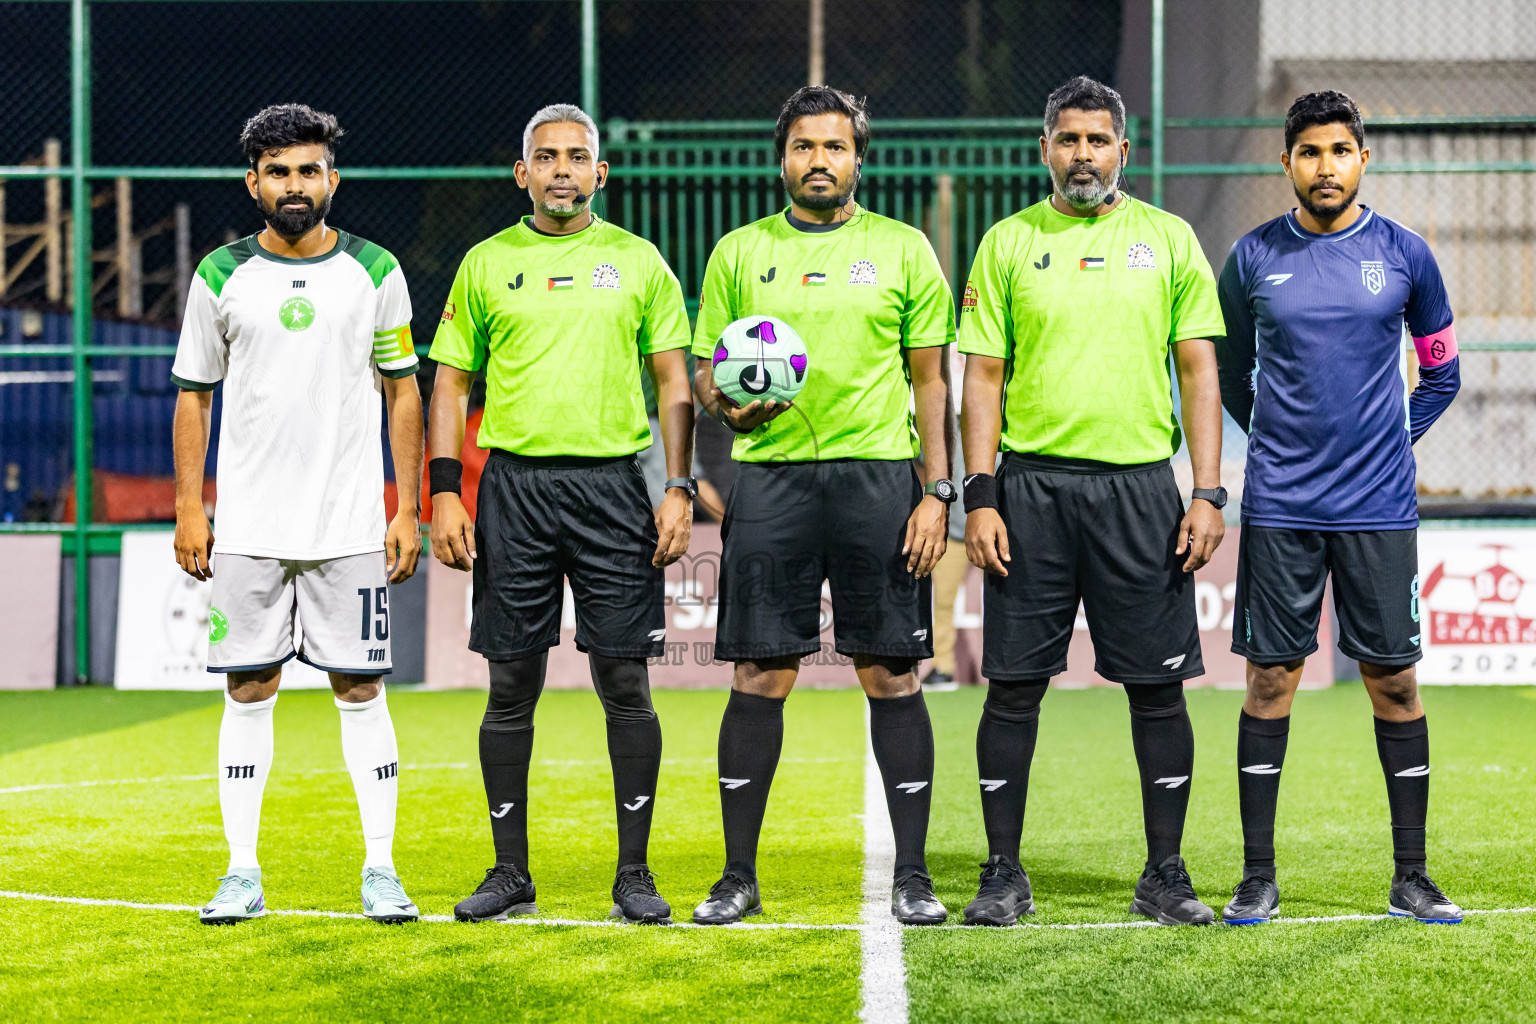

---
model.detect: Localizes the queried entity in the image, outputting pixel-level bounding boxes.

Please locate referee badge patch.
[592,263,622,290]
[848,259,878,286]
[962,283,978,310]
[1126,242,1157,270]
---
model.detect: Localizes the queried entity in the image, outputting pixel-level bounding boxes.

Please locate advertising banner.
[0,534,62,689]
[1418,526,1536,684]
[114,531,328,690]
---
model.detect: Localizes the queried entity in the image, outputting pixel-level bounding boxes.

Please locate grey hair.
[522,104,600,162]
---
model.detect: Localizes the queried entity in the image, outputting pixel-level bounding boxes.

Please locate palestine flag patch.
[548,276,575,290]
[1079,257,1105,271]
[802,272,827,286]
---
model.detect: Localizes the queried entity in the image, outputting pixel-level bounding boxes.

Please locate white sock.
[337,690,399,873]
[219,692,276,875]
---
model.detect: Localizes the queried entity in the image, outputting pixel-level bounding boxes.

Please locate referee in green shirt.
[689,87,957,927]
[958,78,1227,927]
[426,105,695,926]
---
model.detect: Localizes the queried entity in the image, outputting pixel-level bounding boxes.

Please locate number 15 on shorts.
[358,586,390,641]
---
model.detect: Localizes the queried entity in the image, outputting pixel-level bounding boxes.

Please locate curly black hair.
[1044,76,1125,140]
[773,86,870,161]
[1284,91,1363,152]
[240,104,345,169]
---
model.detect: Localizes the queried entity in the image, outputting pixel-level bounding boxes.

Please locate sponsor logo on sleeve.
[440,302,456,322]
[961,283,978,310]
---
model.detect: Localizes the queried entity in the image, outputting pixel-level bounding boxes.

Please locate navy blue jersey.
[1217,207,1459,530]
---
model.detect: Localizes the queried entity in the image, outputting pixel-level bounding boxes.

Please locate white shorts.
[207,551,392,674]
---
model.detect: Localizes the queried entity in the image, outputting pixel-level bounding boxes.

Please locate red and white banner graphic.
[1419,527,1536,684]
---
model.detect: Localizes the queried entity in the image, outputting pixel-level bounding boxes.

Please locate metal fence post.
[1150,0,1164,209]
[581,0,599,124]
[71,0,94,684]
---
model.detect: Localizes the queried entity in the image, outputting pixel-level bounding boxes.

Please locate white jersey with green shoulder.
[172,230,418,560]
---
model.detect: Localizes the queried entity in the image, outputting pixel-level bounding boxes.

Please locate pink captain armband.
[1413,324,1458,367]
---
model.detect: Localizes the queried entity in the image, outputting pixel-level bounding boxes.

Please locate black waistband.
[489,449,635,469]
[1003,451,1170,475]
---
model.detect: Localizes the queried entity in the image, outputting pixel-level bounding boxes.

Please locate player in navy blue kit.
[1216,92,1463,926]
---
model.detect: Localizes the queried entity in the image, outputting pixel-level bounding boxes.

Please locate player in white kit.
[171,105,424,924]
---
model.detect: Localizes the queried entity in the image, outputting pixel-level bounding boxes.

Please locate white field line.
[858,704,908,1024]
[0,758,857,796]
[1,890,1531,931]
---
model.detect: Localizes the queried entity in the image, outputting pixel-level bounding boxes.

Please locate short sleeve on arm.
[429,253,489,373]
[900,232,957,349]
[637,249,692,355]
[170,268,228,391]
[956,231,1011,359]
[691,241,739,359]
[372,262,419,379]
[1168,222,1225,343]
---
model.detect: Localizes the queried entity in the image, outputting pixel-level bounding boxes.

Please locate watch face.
[934,480,957,502]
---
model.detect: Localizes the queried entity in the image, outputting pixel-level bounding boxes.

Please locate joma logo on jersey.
[225,764,255,779]
[373,761,398,781]
[1361,261,1386,295]
[367,648,386,663]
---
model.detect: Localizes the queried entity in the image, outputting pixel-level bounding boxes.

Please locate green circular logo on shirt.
[208,607,229,646]
[278,296,316,332]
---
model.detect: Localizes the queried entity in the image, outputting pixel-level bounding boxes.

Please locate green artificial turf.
[1,684,1532,1023]
[908,684,1536,1023]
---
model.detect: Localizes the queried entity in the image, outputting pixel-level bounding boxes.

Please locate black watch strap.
[925,479,958,504]
[1191,486,1228,510]
[665,476,698,498]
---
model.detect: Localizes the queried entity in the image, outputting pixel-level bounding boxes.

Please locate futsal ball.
[711,315,810,406]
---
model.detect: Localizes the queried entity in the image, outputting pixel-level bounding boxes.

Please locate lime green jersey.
[958,196,1224,464]
[691,206,955,462]
[431,216,691,457]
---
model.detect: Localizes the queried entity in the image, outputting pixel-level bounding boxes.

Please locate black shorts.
[1231,524,1422,667]
[471,450,664,661]
[714,459,933,662]
[982,453,1203,684]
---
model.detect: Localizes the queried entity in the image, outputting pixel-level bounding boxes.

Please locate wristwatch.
[925,479,958,504]
[1191,486,1228,510]
[665,477,699,498]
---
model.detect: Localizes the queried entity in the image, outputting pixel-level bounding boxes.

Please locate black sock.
[1375,715,1431,871]
[975,679,1048,865]
[868,691,935,873]
[1127,682,1195,866]
[717,690,785,874]
[480,654,547,873]
[479,727,533,872]
[1236,711,1290,878]
[589,654,663,870]
[607,717,662,868]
